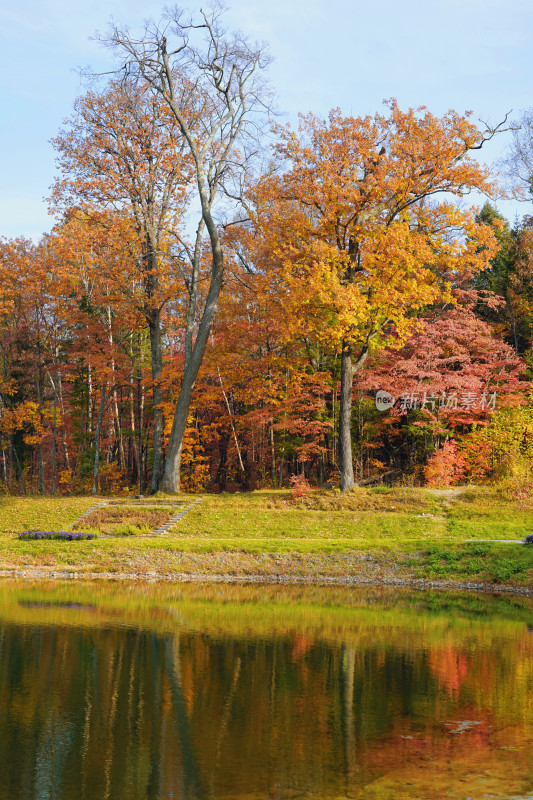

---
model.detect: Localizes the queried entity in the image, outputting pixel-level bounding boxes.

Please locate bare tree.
[100,3,272,491]
[503,110,533,198]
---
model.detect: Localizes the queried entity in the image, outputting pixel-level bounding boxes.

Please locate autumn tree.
[45,212,146,493]
[214,223,336,487]
[51,79,191,491]
[252,102,506,490]
[0,235,79,494]
[360,303,525,470]
[0,237,42,491]
[101,3,272,491]
[472,203,533,358]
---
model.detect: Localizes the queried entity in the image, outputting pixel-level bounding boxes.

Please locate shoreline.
[1,565,532,597]
[2,489,533,596]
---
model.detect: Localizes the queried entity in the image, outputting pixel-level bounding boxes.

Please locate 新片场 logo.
[375,388,498,412]
[375,390,395,411]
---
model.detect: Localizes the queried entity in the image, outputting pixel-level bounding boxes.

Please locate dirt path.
[426,487,469,499]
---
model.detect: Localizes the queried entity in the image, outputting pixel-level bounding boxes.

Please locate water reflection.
[0,582,532,799]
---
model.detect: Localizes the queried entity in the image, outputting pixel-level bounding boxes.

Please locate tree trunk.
[216,429,230,491]
[92,385,108,496]
[38,445,45,494]
[338,344,371,491]
[137,376,144,495]
[161,246,224,492]
[338,343,355,492]
[51,384,57,496]
[149,308,164,493]
[12,439,26,494]
[129,378,140,483]
[269,424,276,487]
[105,305,125,474]
[35,371,45,494]
[57,372,70,473]
[87,365,93,434]
[160,359,198,493]
[143,232,165,494]
[112,388,125,472]
[218,369,246,476]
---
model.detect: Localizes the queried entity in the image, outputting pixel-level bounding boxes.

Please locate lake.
[0,580,532,799]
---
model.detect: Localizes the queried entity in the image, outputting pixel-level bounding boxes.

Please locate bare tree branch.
[96,4,273,491]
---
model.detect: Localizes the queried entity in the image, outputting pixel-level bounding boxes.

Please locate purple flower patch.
[18,531,97,541]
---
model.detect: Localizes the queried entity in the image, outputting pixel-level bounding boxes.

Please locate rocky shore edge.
[0,565,532,597]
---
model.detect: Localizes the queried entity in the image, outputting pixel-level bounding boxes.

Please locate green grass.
[410,541,533,584]
[443,486,533,539]
[0,496,95,534]
[172,488,446,543]
[0,486,531,587]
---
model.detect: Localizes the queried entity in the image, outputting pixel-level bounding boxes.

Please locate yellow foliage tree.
[252,101,505,489]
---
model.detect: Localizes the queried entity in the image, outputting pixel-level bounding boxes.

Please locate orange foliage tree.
[252,101,506,489]
[44,212,146,493]
[51,78,191,491]
[0,237,63,492]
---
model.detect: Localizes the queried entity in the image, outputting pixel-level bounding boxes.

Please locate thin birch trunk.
[217,368,245,475]
[51,384,57,496]
[92,385,108,496]
[45,364,59,496]
[106,305,126,472]
[57,372,70,473]
[88,365,93,434]
[35,371,45,494]
[129,379,140,481]
[269,425,276,488]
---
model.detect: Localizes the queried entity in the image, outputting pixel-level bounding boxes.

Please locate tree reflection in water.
[0,583,532,799]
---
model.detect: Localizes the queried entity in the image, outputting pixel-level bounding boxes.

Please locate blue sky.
[1,0,532,239]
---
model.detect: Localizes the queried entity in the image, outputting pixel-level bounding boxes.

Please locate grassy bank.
[0,486,532,590]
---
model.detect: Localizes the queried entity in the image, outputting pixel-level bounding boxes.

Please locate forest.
[1,7,533,497]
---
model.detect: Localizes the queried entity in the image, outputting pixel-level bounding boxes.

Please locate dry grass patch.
[73,507,173,535]
[263,486,440,514]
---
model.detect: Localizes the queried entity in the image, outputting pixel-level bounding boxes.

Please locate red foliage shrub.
[424,441,467,487]
[290,474,313,499]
